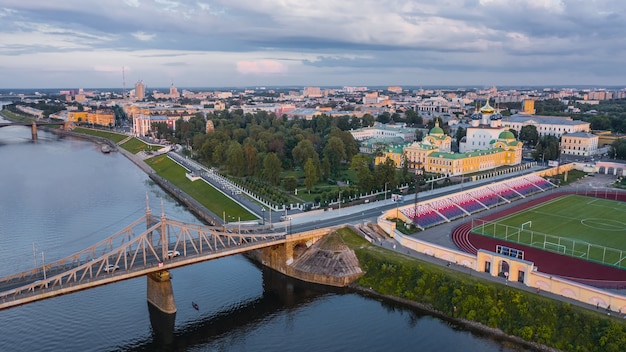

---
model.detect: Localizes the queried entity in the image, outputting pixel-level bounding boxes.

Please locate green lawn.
[0,109,33,122]
[473,194,626,268]
[119,137,161,154]
[72,127,128,143]
[145,155,255,221]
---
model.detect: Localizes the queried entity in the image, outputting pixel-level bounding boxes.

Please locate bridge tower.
[31,122,38,141]
[145,197,177,314]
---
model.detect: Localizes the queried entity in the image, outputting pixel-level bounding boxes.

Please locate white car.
[103,264,119,272]
[167,250,180,258]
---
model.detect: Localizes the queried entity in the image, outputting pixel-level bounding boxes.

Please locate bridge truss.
[0,210,286,309]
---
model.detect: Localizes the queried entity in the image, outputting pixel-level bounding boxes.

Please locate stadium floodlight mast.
[414,162,423,227]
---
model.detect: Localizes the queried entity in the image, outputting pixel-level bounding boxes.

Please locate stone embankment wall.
[249,228,363,287]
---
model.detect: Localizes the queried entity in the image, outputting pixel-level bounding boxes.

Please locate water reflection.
[134,263,335,352]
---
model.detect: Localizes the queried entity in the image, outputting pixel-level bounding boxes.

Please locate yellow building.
[68,111,88,122]
[68,110,115,126]
[382,119,452,168]
[375,144,407,167]
[521,99,535,114]
[375,122,522,176]
[595,130,625,147]
[559,132,598,157]
[426,130,521,176]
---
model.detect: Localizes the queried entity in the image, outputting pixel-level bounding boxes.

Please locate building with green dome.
[376,107,522,176]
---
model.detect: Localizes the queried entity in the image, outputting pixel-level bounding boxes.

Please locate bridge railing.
[0,215,287,303]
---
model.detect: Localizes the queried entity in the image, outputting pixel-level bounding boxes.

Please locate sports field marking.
[580,218,626,231]
[528,210,580,222]
[585,198,626,213]
[483,195,570,224]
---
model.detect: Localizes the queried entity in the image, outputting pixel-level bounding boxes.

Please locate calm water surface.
[0,119,531,351]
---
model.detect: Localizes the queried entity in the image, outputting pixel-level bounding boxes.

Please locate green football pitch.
[471,194,626,269]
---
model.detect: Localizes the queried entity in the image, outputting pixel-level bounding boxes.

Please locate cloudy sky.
[1,0,624,89]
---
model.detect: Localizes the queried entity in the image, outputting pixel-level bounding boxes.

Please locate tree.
[377,112,391,124]
[610,140,626,160]
[304,158,319,193]
[351,154,374,192]
[283,176,297,194]
[323,136,346,177]
[405,109,422,126]
[361,114,376,127]
[226,141,245,176]
[356,165,374,192]
[401,151,409,181]
[292,139,318,168]
[243,143,258,176]
[263,153,282,186]
[374,157,396,191]
[519,125,539,146]
[533,135,560,161]
[455,127,466,145]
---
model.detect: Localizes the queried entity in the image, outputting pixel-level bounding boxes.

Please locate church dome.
[480,100,495,114]
[430,126,444,135]
[498,130,515,140]
[429,120,444,135]
[471,112,482,120]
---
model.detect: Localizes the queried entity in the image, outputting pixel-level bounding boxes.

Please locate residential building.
[501,114,590,138]
[68,110,115,126]
[135,80,145,101]
[560,132,599,157]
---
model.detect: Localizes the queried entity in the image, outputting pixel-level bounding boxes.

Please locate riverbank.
[353,285,560,352]
[336,226,626,352]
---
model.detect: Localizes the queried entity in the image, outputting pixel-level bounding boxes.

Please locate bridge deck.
[0,213,292,310]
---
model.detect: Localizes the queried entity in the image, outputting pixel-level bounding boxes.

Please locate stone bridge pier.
[252,229,331,280]
[147,271,177,314]
[31,122,38,141]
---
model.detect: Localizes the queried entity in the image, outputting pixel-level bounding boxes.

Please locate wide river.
[0,112,533,351]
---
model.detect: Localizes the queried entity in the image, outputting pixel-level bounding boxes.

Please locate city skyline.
[1,1,625,89]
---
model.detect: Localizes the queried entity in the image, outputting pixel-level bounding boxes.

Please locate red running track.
[452,191,626,289]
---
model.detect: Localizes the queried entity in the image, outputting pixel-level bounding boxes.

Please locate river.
[0,112,532,352]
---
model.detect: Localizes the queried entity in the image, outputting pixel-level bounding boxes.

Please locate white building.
[501,114,590,138]
[350,122,416,142]
[459,100,510,153]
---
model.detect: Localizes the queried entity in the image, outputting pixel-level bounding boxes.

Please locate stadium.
[385,166,626,291]
[452,188,626,289]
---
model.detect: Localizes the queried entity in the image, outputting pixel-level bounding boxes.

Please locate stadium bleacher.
[449,193,486,213]
[488,183,519,201]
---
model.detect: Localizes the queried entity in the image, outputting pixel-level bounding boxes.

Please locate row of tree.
[149,110,425,198]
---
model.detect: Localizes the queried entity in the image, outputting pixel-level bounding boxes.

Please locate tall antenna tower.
[122,66,126,101]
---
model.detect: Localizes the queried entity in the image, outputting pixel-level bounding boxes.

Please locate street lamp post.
[261,207,265,225]
[338,190,342,210]
[414,162,423,227]
[288,217,292,235]
[384,182,389,200]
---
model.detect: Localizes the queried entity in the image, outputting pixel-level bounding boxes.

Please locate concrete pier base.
[148,302,176,345]
[31,122,38,141]
[146,271,177,314]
